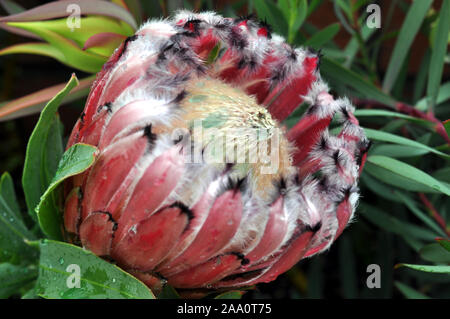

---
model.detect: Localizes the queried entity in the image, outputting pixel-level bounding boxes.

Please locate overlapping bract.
[64,11,369,292]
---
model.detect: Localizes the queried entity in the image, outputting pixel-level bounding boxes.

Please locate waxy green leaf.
[36,143,97,240]
[382,0,432,92]
[0,263,38,298]
[396,264,450,274]
[365,156,450,195]
[22,74,78,222]
[426,0,450,112]
[36,240,155,299]
[364,128,450,159]
[0,0,137,30]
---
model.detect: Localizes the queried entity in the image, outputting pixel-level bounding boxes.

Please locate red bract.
[64,11,369,293]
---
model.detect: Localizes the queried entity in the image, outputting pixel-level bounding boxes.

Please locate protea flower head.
[64,10,370,293]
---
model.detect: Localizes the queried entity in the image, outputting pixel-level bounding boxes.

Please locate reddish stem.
[419,193,450,237]
[351,98,450,145]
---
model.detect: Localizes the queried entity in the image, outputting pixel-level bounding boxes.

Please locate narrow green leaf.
[158,284,181,299]
[303,23,340,48]
[0,172,21,222]
[396,263,450,274]
[359,203,435,251]
[413,48,430,103]
[395,281,430,299]
[0,42,66,64]
[7,22,106,73]
[0,0,137,30]
[0,194,38,263]
[36,143,97,240]
[395,191,446,237]
[419,243,450,263]
[416,82,450,111]
[366,155,450,195]
[7,16,132,51]
[22,74,78,222]
[363,128,450,159]
[0,263,38,298]
[382,0,432,92]
[355,109,430,124]
[436,238,450,252]
[321,57,396,107]
[36,240,155,299]
[360,173,402,203]
[370,145,429,158]
[426,0,450,112]
[291,0,308,34]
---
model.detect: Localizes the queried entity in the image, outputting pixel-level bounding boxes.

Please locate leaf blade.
[36,143,97,240]
[36,240,155,299]
[22,74,78,222]
[382,0,433,92]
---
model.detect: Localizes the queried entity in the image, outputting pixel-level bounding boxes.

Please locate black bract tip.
[305,221,322,233]
[143,124,157,146]
[171,202,195,221]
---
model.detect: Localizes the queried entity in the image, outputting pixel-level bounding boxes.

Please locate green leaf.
[321,57,396,107]
[416,82,450,111]
[445,120,450,138]
[0,172,21,222]
[158,284,181,299]
[396,263,450,274]
[0,42,66,64]
[290,0,308,43]
[214,290,244,299]
[36,143,97,240]
[365,155,450,195]
[436,238,450,252]
[303,23,340,48]
[426,0,450,113]
[36,240,155,299]
[382,0,433,92]
[0,0,137,30]
[0,191,37,263]
[253,0,288,36]
[395,191,446,237]
[6,16,132,52]
[22,74,78,222]
[394,281,430,299]
[363,128,450,159]
[21,287,40,299]
[6,22,107,73]
[419,243,450,263]
[360,173,402,203]
[0,263,38,298]
[355,109,430,124]
[371,145,429,158]
[359,203,435,251]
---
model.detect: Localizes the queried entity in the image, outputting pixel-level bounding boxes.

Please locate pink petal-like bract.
[64,11,369,294]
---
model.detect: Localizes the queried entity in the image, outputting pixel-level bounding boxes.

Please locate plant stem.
[419,193,450,237]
